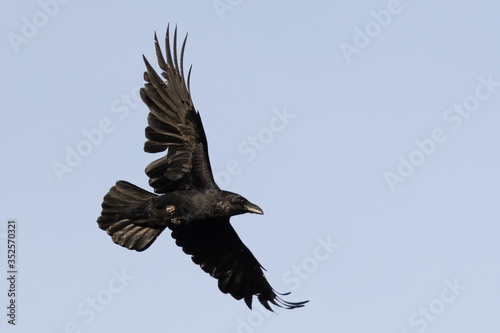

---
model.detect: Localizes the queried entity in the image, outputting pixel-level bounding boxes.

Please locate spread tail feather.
[97,181,164,251]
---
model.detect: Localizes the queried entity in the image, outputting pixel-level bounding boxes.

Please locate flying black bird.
[97,26,308,311]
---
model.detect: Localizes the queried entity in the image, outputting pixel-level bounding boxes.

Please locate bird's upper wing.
[169,218,308,311]
[140,26,217,194]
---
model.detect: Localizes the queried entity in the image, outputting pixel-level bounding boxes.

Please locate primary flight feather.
[97,25,308,311]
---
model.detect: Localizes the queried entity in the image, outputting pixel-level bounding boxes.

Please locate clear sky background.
[1,1,500,332]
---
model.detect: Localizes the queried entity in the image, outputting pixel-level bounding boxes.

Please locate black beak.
[244,202,264,215]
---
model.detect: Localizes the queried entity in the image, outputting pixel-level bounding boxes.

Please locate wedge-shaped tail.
[97,181,164,251]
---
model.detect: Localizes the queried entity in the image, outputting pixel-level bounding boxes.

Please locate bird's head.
[219,191,264,217]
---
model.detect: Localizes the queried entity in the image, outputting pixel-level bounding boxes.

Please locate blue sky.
[2,0,500,332]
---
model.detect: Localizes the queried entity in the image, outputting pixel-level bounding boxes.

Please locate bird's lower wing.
[169,217,308,311]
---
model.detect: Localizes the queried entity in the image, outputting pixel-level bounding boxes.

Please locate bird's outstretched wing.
[169,218,309,311]
[141,25,217,194]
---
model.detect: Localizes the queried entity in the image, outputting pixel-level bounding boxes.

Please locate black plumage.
[97,25,307,311]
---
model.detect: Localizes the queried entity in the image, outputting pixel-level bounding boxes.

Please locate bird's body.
[97,25,307,311]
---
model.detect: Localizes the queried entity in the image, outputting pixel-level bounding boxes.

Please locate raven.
[97,25,308,311]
